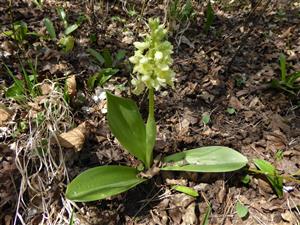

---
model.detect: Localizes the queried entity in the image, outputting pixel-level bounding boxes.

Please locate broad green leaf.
[161,146,248,172]
[107,92,147,164]
[236,201,248,219]
[87,48,105,65]
[64,24,79,35]
[44,18,56,40]
[66,165,145,202]
[253,159,283,197]
[172,185,199,197]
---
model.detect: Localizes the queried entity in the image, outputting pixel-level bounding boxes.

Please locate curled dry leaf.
[66,75,77,97]
[57,122,89,151]
[40,83,53,95]
[0,105,12,125]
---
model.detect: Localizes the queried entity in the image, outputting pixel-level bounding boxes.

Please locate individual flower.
[129,18,175,95]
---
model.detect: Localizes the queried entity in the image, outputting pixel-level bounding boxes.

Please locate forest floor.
[0,0,300,224]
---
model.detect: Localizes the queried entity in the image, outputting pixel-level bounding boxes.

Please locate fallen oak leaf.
[57,122,89,151]
[0,105,12,125]
[65,75,76,97]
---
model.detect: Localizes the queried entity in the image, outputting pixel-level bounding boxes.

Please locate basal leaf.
[161,146,248,172]
[253,159,283,197]
[107,92,147,164]
[66,165,145,202]
[44,18,56,40]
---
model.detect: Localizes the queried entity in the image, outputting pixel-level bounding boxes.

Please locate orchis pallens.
[129,18,175,95]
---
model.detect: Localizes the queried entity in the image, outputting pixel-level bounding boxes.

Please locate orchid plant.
[66,18,248,202]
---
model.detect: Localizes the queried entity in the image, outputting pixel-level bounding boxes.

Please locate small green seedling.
[204,1,215,33]
[66,18,248,203]
[5,60,40,101]
[168,0,195,33]
[44,8,85,52]
[168,0,195,23]
[87,48,126,90]
[3,21,38,44]
[271,53,300,95]
[201,203,212,225]
[253,159,283,197]
[226,107,236,115]
[275,149,284,161]
[87,68,119,90]
[236,201,249,219]
[241,174,251,185]
[202,112,211,125]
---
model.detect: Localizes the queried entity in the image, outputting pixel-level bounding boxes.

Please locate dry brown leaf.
[182,202,197,225]
[65,75,76,97]
[57,122,89,151]
[0,105,12,125]
[40,83,52,95]
[229,96,246,110]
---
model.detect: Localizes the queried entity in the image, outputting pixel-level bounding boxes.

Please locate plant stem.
[148,88,154,120]
[145,88,155,168]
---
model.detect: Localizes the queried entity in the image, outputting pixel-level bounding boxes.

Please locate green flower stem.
[145,88,156,168]
[148,88,154,119]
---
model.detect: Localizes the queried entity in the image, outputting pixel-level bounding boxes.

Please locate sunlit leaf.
[172,185,198,197]
[253,159,283,197]
[161,146,248,172]
[236,201,248,219]
[202,113,210,125]
[59,36,74,52]
[44,18,56,40]
[64,24,79,35]
[107,92,147,165]
[66,165,145,202]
